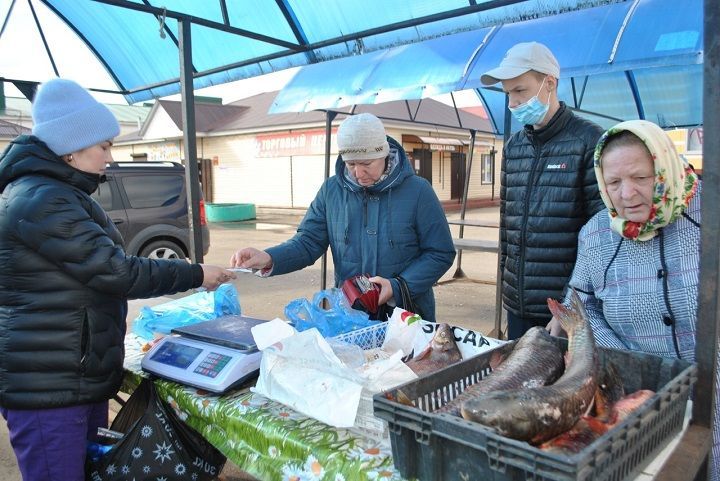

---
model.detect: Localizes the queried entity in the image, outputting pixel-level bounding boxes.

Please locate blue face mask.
[509,77,550,126]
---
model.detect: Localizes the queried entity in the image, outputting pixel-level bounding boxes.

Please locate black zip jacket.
[500,103,605,320]
[0,136,203,409]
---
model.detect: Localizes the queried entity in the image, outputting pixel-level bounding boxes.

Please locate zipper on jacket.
[518,138,544,318]
[80,312,90,373]
[363,189,368,227]
[658,231,683,359]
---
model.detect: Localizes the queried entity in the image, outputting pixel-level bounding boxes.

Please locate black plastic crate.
[373,341,696,481]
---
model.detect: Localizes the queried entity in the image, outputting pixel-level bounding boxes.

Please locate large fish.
[461,289,599,444]
[435,327,564,416]
[405,323,462,376]
[540,389,655,454]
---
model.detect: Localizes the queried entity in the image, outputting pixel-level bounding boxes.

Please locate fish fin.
[410,345,432,363]
[489,349,509,370]
[583,416,610,435]
[395,389,414,406]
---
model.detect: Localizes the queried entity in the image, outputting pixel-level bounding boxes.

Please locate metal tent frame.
[0,0,716,477]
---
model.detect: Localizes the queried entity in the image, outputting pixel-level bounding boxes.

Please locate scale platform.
[141,315,268,393]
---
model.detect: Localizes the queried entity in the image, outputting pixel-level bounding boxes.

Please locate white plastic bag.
[252,326,416,428]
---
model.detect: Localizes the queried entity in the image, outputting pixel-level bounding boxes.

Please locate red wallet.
[341,274,380,314]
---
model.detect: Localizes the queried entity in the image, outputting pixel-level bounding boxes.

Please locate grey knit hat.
[32,78,120,156]
[337,113,390,161]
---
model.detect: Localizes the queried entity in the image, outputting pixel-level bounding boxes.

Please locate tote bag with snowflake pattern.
[86,378,226,481]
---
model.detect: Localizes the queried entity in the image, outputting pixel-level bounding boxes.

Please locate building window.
[481,153,494,185]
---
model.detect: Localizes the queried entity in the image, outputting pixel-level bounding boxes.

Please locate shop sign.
[255,128,337,157]
[148,142,181,163]
[430,143,457,152]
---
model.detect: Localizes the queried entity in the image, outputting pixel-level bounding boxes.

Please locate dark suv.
[91,161,210,259]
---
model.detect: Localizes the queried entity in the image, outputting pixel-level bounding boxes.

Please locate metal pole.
[178,19,204,263]
[492,96,512,340]
[693,0,720,438]
[320,110,338,290]
[655,1,718,478]
[452,129,476,279]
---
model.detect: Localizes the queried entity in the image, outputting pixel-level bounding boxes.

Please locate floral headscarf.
[594,120,698,241]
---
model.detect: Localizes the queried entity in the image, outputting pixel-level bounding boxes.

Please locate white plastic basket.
[333,323,391,443]
[333,322,387,350]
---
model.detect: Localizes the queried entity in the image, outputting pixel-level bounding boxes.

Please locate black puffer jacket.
[0,136,203,409]
[500,103,604,320]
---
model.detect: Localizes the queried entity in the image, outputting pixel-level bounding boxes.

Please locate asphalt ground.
[1,206,502,480]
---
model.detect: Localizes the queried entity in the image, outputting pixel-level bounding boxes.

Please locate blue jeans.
[1,401,108,481]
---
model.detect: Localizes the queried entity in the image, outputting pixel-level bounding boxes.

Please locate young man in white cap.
[0,78,234,481]
[231,112,455,322]
[481,42,605,339]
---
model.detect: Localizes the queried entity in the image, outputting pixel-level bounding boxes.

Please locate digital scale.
[141,315,267,393]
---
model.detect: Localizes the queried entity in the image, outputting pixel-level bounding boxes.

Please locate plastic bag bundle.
[86,379,226,481]
[132,283,241,340]
[284,288,380,338]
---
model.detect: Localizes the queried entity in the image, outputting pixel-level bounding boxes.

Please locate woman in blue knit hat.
[0,78,235,481]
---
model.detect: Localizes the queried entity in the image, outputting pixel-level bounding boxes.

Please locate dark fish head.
[431,323,462,358]
[595,362,625,418]
[461,392,541,441]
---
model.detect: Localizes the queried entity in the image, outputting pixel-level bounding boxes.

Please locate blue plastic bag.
[132,283,241,340]
[284,288,380,338]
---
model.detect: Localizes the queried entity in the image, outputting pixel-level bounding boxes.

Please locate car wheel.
[139,240,185,260]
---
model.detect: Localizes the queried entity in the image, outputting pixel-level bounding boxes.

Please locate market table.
[123,334,404,481]
[123,333,691,481]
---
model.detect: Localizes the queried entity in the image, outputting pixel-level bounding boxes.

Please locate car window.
[121,175,183,208]
[92,180,114,211]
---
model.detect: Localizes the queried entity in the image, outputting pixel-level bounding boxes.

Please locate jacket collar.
[524,102,572,145]
[335,136,413,193]
[0,135,102,194]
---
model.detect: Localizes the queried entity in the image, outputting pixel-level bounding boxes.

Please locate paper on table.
[251,317,296,351]
[252,328,365,427]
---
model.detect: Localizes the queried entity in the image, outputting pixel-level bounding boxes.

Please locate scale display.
[142,335,262,393]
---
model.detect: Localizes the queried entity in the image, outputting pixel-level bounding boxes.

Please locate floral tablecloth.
[124,335,406,481]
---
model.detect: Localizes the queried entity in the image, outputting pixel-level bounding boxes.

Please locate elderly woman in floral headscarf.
[552,119,717,479]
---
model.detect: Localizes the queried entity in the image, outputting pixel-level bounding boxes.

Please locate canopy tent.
[3,0,638,103]
[1,2,717,476]
[271,0,703,134]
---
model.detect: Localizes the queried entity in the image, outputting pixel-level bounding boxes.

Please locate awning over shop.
[270,0,703,134]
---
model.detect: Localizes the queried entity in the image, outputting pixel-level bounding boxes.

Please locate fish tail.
[547,289,586,334]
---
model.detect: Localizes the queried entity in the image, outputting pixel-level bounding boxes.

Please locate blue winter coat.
[265,137,455,322]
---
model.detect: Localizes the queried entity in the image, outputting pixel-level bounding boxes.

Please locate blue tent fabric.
[270,0,703,134]
[6,0,701,132]
[22,0,694,108]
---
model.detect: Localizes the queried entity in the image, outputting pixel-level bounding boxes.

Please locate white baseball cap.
[480,42,560,86]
